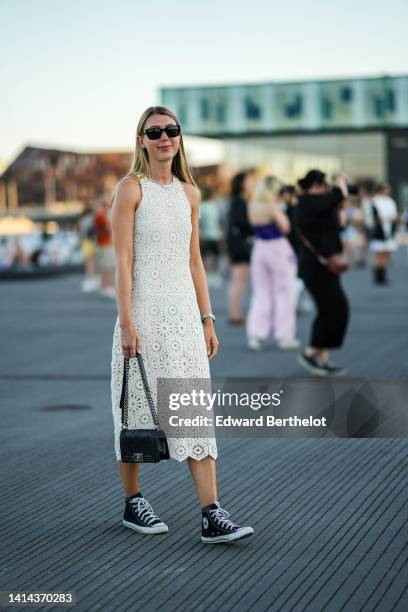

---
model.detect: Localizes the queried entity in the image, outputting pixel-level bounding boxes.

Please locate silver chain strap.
[120,353,160,430]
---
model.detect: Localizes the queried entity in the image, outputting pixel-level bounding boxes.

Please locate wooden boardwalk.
[0,250,407,611]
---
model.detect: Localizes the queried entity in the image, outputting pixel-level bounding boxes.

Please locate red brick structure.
[0,146,132,210]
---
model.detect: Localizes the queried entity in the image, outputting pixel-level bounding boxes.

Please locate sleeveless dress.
[110,175,218,462]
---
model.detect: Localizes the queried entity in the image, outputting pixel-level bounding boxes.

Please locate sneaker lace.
[213,501,230,518]
[209,507,238,531]
[129,497,161,525]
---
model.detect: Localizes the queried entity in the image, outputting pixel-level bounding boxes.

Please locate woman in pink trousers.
[246,176,300,351]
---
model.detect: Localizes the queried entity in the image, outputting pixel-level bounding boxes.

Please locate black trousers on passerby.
[300,258,349,349]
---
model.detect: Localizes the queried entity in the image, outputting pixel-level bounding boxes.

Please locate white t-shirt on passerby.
[0,237,13,268]
[370,195,398,252]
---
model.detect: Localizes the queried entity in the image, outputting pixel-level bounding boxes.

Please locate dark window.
[386,89,396,112]
[374,96,384,118]
[216,103,226,123]
[340,87,352,103]
[322,98,332,119]
[200,98,209,120]
[285,94,302,118]
[245,97,261,119]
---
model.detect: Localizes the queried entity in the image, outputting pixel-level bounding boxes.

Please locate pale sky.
[1,0,407,164]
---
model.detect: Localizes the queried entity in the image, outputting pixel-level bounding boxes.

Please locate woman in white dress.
[110,106,254,543]
[369,182,399,284]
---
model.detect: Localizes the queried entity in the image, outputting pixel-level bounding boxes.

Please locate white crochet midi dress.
[111,175,218,462]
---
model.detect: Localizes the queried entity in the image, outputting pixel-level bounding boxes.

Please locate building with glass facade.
[161,75,408,207]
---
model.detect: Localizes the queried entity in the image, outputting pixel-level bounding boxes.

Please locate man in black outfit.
[294,170,349,376]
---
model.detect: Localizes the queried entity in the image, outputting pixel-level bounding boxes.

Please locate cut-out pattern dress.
[111,175,218,462]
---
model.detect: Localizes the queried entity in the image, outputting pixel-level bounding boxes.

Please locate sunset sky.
[1,0,407,165]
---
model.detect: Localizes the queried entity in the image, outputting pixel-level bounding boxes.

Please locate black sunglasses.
[142,124,181,140]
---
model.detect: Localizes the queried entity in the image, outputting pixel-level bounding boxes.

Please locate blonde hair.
[252,175,282,204]
[112,105,197,202]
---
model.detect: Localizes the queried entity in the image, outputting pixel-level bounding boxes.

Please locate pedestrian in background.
[295,170,349,376]
[246,176,300,351]
[279,184,313,314]
[342,202,366,268]
[94,197,116,298]
[369,182,399,285]
[79,200,99,292]
[199,186,223,286]
[226,170,255,325]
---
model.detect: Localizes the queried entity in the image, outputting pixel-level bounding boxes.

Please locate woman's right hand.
[120,321,142,358]
[333,174,349,198]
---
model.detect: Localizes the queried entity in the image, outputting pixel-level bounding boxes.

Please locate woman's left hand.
[203,321,219,360]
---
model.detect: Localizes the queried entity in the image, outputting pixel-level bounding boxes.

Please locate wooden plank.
[0,251,407,611]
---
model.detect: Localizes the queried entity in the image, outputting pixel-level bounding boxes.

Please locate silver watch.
[201,312,216,324]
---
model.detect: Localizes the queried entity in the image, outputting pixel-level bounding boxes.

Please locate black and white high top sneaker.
[201,501,254,543]
[123,493,168,534]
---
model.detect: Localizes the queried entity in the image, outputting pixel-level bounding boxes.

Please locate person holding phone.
[295,170,349,376]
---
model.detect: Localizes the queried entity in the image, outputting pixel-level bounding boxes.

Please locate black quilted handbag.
[119,352,170,463]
